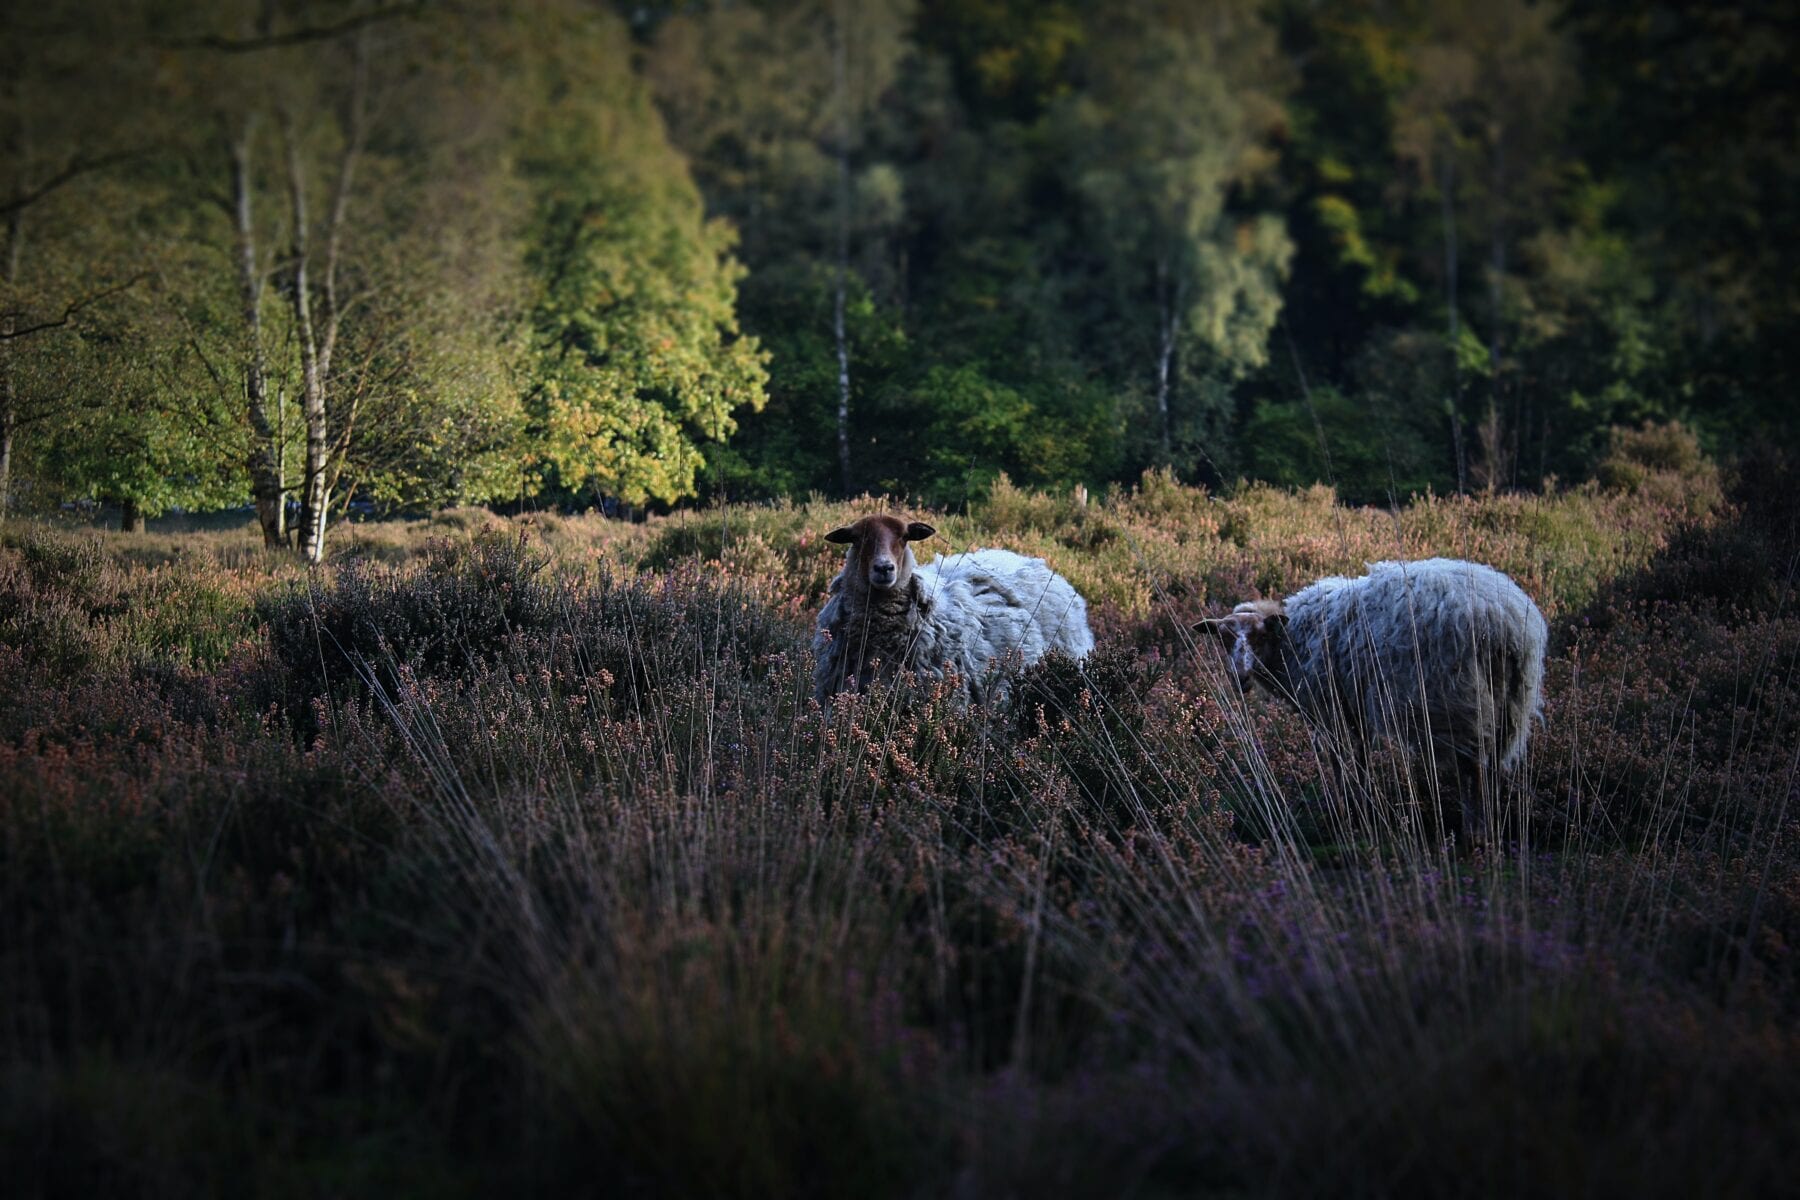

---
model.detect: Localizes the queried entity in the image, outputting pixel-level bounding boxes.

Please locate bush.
[1597,420,1723,518]
[7,431,1798,1197]
[260,532,561,701]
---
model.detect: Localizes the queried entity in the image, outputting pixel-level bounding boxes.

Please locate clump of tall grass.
[1,424,1792,1196]
[1,525,262,674]
[308,520,1795,1194]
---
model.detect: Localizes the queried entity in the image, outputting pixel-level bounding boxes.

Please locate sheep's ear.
[905,522,936,542]
[1195,616,1240,645]
[824,526,857,545]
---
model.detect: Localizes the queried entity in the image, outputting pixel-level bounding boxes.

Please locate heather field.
[3,426,1798,1198]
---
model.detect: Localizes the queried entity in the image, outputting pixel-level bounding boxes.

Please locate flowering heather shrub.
[260,532,564,702]
[615,423,1725,621]
[1597,420,1722,517]
[1,429,1794,1197]
[1,527,261,674]
[0,557,105,675]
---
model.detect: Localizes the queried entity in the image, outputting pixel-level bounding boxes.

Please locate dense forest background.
[6,6,1800,1190]
[3,0,1795,559]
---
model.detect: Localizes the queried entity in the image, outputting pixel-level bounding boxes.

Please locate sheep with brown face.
[826,513,936,597]
[813,514,1094,704]
[1199,558,1548,841]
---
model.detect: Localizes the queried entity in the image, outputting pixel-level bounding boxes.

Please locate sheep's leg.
[1456,755,1488,849]
[1418,756,1460,851]
[1416,714,1464,851]
[1500,764,1535,843]
[1313,736,1361,851]
[1425,707,1489,853]
[1328,748,1355,810]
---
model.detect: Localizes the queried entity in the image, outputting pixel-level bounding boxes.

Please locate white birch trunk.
[1,206,18,518]
[1153,256,1177,467]
[284,33,367,565]
[228,117,288,547]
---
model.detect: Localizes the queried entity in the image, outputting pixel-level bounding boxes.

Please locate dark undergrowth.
[2,441,1796,1198]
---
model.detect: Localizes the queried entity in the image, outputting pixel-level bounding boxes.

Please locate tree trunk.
[1539,408,1550,486]
[1153,256,1176,467]
[1490,129,1504,489]
[281,109,330,564]
[287,33,368,564]
[1440,150,1466,494]
[831,1,853,496]
[0,95,20,519]
[229,117,287,548]
[119,499,145,533]
[1484,127,1508,491]
[0,335,13,523]
[833,217,852,496]
[1,198,19,518]
[0,408,13,521]
[316,31,367,391]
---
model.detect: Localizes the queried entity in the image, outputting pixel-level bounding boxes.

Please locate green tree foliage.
[1563,0,1800,448]
[4,1,540,551]
[3,0,1794,529]
[1241,382,1442,504]
[1056,0,1294,448]
[898,4,1128,494]
[701,264,908,501]
[1269,0,1425,361]
[641,0,912,497]
[0,4,161,517]
[1389,0,1573,490]
[25,277,246,527]
[1268,0,1761,497]
[520,3,768,507]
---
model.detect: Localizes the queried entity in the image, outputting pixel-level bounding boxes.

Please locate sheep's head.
[1196,600,1288,689]
[823,514,936,594]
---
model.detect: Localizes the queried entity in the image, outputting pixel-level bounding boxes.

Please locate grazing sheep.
[813,514,1095,704]
[1199,558,1547,840]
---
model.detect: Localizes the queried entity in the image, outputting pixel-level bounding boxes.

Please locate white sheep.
[812,514,1095,704]
[1199,557,1548,839]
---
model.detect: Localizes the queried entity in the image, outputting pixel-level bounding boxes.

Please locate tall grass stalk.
[3,432,1795,1196]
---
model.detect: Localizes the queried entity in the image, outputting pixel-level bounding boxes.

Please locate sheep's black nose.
[871,561,897,585]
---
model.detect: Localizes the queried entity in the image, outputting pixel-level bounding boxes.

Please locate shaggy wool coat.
[813,548,1094,703]
[1273,558,1547,770]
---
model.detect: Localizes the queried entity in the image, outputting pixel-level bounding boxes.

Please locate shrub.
[260,532,561,701]
[6,432,1796,1197]
[1597,420,1723,519]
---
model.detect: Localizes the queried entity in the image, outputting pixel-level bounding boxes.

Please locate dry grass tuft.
[3,425,1792,1197]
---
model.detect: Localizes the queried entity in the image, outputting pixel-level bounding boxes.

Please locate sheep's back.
[918,549,1094,662]
[1285,559,1546,764]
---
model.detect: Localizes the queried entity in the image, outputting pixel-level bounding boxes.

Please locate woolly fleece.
[814,547,1094,703]
[1269,558,1548,770]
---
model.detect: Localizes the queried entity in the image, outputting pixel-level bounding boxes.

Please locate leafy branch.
[0,275,147,341]
[1,151,144,218]
[155,4,427,53]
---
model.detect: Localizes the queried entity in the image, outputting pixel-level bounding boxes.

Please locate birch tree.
[155,0,524,556]
[644,0,912,496]
[1061,0,1292,471]
[273,30,369,560]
